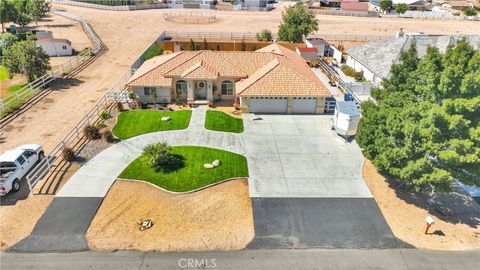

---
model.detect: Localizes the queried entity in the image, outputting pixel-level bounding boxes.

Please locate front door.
[196,81,207,99]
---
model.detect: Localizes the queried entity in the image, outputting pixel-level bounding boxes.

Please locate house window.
[62,45,67,50]
[221,81,233,95]
[144,87,156,96]
[176,80,188,95]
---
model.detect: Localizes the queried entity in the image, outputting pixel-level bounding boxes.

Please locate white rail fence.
[164,11,217,23]
[382,11,480,21]
[26,69,133,192]
[53,0,168,11]
[162,30,393,42]
[318,59,362,105]
[0,9,102,115]
[26,7,160,192]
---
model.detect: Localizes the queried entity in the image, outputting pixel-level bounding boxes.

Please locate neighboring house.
[244,0,268,10]
[126,44,331,114]
[345,35,479,85]
[180,0,213,8]
[443,0,475,10]
[296,47,319,61]
[304,38,330,56]
[320,0,343,7]
[341,0,369,11]
[370,0,430,10]
[35,31,73,57]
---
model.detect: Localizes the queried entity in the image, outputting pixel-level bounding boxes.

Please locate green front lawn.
[205,110,244,133]
[0,66,8,81]
[6,82,28,93]
[112,110,192,139]
[119,146,249,192]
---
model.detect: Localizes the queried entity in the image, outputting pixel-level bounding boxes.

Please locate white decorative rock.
[203,163,214,169]
[161,116,172,121]
[212,160,221,167]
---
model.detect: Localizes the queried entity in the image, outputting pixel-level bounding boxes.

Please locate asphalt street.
[1,249,479,270]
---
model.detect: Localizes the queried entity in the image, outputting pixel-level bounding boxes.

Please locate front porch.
[185,80,214,104]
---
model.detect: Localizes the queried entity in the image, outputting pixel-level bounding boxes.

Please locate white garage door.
[250,97,288,114]
[292,97,317,114]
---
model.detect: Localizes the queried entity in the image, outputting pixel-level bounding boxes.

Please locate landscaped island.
[205,110,244,133]
[112,110,191,139]
[119,146,248,192]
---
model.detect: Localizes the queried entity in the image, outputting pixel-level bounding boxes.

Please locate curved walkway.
[11,105,245,252]
[57,105,244,197]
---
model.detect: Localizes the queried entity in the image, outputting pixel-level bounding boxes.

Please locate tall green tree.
[2,40,51,81]
[395,3,408,14]
[29,0,51,24]
[357,39,480,193]
[278,3,318,43]
[0,33,19,55]
[379,0,393,13]
[0,0,15,32]
[11,0,33,28]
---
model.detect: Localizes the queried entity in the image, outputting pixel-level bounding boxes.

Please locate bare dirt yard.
[0,4,477,251]
[2,2,478,153]
[363,160,480,251]
[0,193,53,250]
[86,179,254,252]
[210,100,242,118]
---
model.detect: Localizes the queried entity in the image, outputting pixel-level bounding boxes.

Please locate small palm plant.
[143,143,184,173]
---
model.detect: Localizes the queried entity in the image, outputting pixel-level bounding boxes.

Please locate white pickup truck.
[0,144,44,196]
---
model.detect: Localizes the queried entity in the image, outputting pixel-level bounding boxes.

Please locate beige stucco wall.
[133,86,171,104]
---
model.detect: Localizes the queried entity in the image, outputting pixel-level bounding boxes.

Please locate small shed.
[296,47,319,61]
[35,31,73,57]
[304,38,330,56]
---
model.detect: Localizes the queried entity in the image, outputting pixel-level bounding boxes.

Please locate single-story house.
[341,0,369,11]
[443,0,475,10]
[126,43,331,114]
[244,0,268,10]
[304,37,330,56]
[345,35,479,85]
[35,31,73,57]
[296,47,319,61]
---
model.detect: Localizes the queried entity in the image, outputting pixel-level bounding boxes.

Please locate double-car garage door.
[249,97,317,114]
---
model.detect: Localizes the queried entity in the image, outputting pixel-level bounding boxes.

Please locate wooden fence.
[162,31,393,42]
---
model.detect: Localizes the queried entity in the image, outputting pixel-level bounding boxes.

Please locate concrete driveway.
[242,114,404,248]
[243,114,372,198]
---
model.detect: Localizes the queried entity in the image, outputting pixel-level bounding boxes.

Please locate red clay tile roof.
[341,1,369,11]
[297,47,318,53]
[127,43,330,97]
